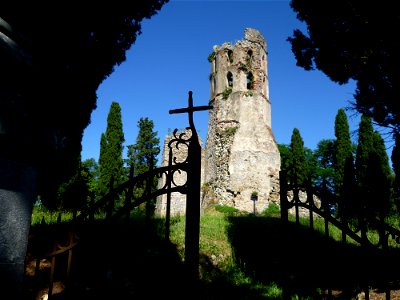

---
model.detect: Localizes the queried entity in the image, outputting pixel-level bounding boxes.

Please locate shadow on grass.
[25,215,275,300]
[226,215,400,299]
[24,213,400,299]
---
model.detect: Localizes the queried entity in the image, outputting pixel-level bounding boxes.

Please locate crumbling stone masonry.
[156,28,281,215]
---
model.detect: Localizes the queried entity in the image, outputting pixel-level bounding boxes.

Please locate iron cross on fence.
[169,90,212,130]
[169,90,212,282]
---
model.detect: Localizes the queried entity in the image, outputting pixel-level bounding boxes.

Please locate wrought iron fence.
[279,170,400,299]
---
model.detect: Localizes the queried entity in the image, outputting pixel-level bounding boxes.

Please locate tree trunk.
[0,158,36,299]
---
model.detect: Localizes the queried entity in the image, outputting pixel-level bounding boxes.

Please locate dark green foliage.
[305,147,318,183]
[313,139,335,192]
[333,109,355,219]
[355,115,374,185]
[127,117,160,216]
[287,0,400,191]
[279,141,314,188]
[364,131,393,218]
[334,109,354,197]
[127,117,160,175]
[1,2,169,201]
[341,154,356,220]
[98,102,125,197]
[310,139,338,216]
[288,1,400,132]
[57,161,91,215]
[278,144,291,172]
[214,205,239,215]
[98,133,107,196]
[1,4,170,293]
[289,128,309,187]
[81,158,99,199]
[207,51,215,62]
[354,115,374,218]
[262,202,280,217]
[355,115,394,219]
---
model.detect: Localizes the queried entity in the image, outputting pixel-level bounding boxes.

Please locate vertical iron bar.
[324,200,329,239]
[341,215,347,244]
[165,149,173,241]
[65,232,73,294]
[145,156,154,226]
[184,91,200,283]
[48,245,56,300]
[380,211,390,300]
[279,170,290,300]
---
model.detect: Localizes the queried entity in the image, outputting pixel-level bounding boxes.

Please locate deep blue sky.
[81,0,365,164]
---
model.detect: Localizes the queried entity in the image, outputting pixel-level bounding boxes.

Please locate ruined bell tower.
[203,28,281,213]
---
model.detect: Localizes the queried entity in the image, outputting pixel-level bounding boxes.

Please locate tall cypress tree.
[98,101,125,198]
[355,115,374,188]
[82,158,100,204]
[365,131,393,218]
[127,117,160,175]
[57,160,91,217]
[334,109,353,196]
[334,109,355,219]
[127,117,160,218]
[314,139,335,193]
[312,140,339,216]
[289,128,308,188]
[355,115,374,219]
[278,144,292,173]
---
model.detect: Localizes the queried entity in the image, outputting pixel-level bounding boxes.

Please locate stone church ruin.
[156,28,281,215]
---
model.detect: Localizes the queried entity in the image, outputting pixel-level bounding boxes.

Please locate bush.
[262,202,280,217]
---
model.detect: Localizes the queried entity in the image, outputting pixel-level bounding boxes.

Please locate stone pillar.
[0,158,36,299]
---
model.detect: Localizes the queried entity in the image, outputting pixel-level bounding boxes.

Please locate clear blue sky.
[81,0,366,164]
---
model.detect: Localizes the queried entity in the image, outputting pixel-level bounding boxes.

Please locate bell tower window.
[227,72,233,87]
[246,72,254,89]
[227,50,233,63]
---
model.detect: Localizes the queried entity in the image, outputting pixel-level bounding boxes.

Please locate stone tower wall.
[204,28,281,214]
[156,28,281,216]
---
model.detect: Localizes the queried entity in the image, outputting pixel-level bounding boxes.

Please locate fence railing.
[279,170,400,299]
[27,161,187,299]
[27,215,79,299]
[27,92,208,298]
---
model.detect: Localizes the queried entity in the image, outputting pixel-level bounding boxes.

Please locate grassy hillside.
[25,204,400,299]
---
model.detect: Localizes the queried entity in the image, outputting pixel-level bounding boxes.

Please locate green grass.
[165,207,288,298]
[29,204,400,299]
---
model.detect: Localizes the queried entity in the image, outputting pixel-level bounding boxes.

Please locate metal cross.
[169,91,213,131]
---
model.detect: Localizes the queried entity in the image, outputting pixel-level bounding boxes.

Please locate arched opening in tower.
[246,72,254,90]
[247,49,253,61]
[227,71,233,87]
[227,50,233,63]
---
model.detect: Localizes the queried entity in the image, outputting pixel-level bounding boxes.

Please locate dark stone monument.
[0,159,36,297]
